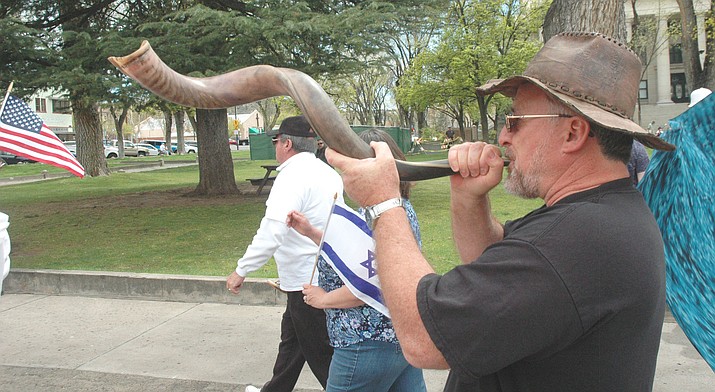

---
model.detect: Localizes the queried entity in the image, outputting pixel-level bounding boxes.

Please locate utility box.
[249,133,276,161]
[248,126,411,160]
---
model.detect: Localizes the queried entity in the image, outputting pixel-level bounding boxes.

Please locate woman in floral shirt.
[287,129,426,392]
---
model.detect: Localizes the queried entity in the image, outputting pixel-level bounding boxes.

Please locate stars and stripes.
[0,95,84,178]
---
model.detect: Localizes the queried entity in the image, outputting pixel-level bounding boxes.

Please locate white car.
[64,141,118,159]
[135,143,160,156]
[105,145,119,159]
[171,142,197,154]
[63,141,77,155]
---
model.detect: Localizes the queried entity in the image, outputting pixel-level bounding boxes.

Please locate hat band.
[533,78,631,119]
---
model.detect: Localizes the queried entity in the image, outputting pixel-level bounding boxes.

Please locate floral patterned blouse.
[318,199,421,348]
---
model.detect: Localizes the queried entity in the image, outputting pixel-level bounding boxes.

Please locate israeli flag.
[320,202,389,317]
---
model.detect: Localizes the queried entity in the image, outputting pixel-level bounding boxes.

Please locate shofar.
[108,41,454,181]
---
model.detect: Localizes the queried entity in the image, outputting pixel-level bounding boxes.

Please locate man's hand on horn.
[447,142,504,199]
[326,142,401,207]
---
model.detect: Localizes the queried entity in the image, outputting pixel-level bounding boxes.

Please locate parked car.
[111,140,153,157]
[228,138,249,147]
[62,141,119,159]
[63,141,77,156]
[104,145,119,159]
[142,140,171,155]
[171,142,197,154]
[135,143,160,156]
[0,150,35,164]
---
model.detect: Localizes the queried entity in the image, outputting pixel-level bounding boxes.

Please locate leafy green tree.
[5,0,169,176]
[323,63,392,126]
[129,0,443,194]
[397,0,547,143]
[374,0,448,129]
[7,0,451,189]
[0,16,56,97]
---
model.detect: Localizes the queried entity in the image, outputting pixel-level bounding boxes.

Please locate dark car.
[0,150,35,165]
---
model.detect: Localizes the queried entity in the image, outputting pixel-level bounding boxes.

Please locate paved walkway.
[1,271,713,391]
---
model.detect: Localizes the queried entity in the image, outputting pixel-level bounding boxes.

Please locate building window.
[671,73,688,103]
[35,98,47,113]
[52,99,71,114]
[667,16,683,64]
[669,43,683,64]
[639,80,648,100]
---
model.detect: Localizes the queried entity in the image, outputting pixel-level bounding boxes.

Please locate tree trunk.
[192,108,239,196]
[417,110,427,132]
[74,100,109,177]
[185,109,197,137]
[113,106,129,158]
[676,0,705,92]
[163,109,173,151]
[174,110,186,154]
[397,104,410,129]
[704,1,715,90]
[543,0,627,42]
[477,96,490,142]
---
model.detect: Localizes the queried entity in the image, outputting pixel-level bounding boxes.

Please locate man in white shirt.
[0,212,10,296]
[227,115,343,392]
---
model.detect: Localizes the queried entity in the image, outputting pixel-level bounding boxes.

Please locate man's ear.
[562,116,591,153]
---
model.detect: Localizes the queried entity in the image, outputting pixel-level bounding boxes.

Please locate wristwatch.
[364,198,404,230]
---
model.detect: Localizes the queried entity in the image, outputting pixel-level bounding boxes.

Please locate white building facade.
[625,0,711,128]
[30,90,75,140]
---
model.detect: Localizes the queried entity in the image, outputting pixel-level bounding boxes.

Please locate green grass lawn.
[0,150,541,277]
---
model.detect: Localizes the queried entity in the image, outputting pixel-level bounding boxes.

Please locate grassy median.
[0,150,542,277]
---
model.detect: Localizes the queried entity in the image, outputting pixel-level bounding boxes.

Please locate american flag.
[0,95,84,178]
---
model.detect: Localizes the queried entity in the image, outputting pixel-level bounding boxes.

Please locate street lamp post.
[234,106,239,147]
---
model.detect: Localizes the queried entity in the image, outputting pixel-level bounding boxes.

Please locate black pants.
[262,291,333,392]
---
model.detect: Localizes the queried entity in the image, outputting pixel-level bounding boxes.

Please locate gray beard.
[504,168,541,199]
[503,142,548,199]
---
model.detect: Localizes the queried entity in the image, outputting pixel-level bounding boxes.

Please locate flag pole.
[310,192,338,285]
[0,81,14,115]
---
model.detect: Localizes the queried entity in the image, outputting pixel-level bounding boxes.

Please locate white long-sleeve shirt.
[0,212,10,296]
[235,152,344,291]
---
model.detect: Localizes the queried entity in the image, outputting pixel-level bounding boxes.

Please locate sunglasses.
[505,114,572,133]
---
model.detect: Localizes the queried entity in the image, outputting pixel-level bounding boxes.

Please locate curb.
[4,269,286,306]
[3,268,675,322]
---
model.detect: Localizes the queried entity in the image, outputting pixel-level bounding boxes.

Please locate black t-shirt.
[417,179,666,392]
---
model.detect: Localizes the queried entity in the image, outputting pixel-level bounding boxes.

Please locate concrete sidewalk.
[1,270,713,391]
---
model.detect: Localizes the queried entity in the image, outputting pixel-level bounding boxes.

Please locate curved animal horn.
[108,41,454,181]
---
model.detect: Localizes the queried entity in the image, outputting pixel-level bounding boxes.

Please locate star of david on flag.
[0,95,84,178]
[320,202,390,317]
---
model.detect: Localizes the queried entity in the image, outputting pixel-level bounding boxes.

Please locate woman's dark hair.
[358,128,412,199]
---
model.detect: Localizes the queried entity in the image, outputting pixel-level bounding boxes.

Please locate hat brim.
[478,77,676,151]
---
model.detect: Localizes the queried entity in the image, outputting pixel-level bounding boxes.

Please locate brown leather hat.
[478,32,675,151]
